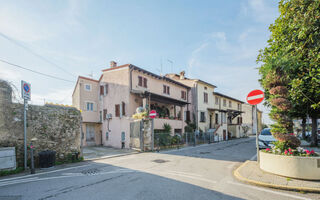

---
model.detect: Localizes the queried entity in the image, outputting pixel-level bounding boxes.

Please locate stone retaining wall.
[0,80,81,167]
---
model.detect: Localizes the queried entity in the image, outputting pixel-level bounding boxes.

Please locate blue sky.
[0,0,279,124]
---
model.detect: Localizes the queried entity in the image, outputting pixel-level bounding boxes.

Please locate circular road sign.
[23,83,30,93]
[149,110,157,119]
[246,89,264,105]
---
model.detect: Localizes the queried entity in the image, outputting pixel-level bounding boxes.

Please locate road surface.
[0,137,317,200]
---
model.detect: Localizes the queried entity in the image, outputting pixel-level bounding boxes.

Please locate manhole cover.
[81,168,100,175]
[199,152,210,154]
[152,159,169,163]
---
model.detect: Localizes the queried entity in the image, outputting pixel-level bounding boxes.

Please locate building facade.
[72,62,190,148]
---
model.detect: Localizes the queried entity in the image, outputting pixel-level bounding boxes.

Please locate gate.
[130,120,143,151]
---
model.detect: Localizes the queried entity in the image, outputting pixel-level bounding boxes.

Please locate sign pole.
[255,105,259,163]
[151,118,154,151]
[23,98,27,169]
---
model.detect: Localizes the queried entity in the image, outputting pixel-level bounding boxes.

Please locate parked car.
[258,128,277,149]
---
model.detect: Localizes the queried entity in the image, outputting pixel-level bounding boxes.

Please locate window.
[99,111,102,122]
[138,76,147,88]
[215,97,219,105]
[238,103,241,111]
[181,91,186,100]
[85,84,91,91]
[204,86,207,90]
[103,109,107,120]
[105,84,108,94]
[223,99,227,107]
[143,78,147,88]
[100,86,104,95]
[115,104,120,117]
[86,102,94,111]
[215,113,219,124]
[122,102,126,116]
[200,112,206,122]
[237,117,242,125]
[138,76,143,86]
[163,85,170,95]
[204,92,208,103]
[229,101,232,108]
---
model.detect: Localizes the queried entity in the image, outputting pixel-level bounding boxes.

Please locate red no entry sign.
[149,110,157,119]
[246,90,264,105]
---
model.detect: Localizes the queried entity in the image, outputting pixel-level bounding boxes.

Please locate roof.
[213,92,244,103]
[103,64,190,89]
[72,76,99,96]
[165,73,217,88]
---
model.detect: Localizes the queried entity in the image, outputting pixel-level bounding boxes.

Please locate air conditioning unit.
[106,113,112,119]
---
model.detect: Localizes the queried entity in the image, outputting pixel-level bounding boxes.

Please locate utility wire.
[0,32,76,78]
[0,58,74,83]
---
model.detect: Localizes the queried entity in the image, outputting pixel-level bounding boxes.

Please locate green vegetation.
[257,0,320,147]
[0,167,24,177]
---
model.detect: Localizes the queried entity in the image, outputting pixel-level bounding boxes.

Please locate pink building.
[72,61,190,148]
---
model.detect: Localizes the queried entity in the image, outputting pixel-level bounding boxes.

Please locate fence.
[154,132,221,151]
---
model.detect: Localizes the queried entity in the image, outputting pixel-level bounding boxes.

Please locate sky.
[0,0,279,124]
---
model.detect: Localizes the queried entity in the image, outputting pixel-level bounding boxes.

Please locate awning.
[132,90,189,106]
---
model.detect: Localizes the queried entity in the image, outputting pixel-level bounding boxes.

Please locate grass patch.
[0,167,24,177]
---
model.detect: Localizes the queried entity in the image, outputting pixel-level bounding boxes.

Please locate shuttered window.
[138,76,143,86]
[122,102,126,116]
[163,85,170,95]
[103,109,107,120]
[143,78,147,88]
[115,104,120,117]
[204,92,208,103]
[100,86,104,95]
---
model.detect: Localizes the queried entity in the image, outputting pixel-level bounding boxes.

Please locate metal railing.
[154,131,221,151]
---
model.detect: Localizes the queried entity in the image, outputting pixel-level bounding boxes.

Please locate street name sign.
[246,89,264,105]
[149,110,157,119]
[21,80,31,101]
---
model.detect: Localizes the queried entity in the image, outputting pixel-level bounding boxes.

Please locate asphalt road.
[0,137,318,200]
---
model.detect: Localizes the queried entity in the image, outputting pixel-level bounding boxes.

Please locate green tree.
[258,0,320,146]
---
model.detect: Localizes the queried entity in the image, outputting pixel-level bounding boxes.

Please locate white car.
[258,128,277,149]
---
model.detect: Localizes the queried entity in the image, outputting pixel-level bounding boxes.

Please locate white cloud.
[242,0,278,23]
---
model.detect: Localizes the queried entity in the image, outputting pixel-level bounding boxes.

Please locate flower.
[289,151,293,155]
[266,148,270,151]
[288,148,292,152]
[310,150,315,154]
[284,150,288,155]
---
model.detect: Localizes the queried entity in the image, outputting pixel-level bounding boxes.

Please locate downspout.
[195,82,199,131]
[129,65,133,92]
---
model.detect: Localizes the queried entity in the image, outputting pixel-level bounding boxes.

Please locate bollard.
[30,143,35,174]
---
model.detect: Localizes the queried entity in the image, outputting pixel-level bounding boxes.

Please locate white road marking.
[0,164,92,183]
[0,169,136,187]
[227,181,311,200]
[247,94,264,101]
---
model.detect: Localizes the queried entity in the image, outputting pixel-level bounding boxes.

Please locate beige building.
[72,76,102,146]
[242,103,263,135]
[73,61,190,148]
[166,72,217,132]
[212,92,244,140]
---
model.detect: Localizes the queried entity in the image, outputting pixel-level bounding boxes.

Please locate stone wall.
[0,80,81,167]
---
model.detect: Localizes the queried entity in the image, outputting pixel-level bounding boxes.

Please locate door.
[209,115,212,129]
[86,124,95,142]
[223,130,226,141]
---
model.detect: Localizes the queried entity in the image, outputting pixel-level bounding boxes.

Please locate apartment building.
[212,92,244,140]
[166,72,217,132]
[72,61,190,148]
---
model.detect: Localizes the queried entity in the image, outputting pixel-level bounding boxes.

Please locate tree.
[258,0,320,146]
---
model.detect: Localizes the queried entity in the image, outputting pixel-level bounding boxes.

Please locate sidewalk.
[83,146,138,160]
[234,161,320,193]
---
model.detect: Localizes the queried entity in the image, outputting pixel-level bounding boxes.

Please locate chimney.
[110,61,117,68]
[179,71,185,80]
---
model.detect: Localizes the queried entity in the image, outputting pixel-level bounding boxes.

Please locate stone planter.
[260,151,320,180]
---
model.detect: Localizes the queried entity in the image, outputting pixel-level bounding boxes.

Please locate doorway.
[86,124,95,146]
[223,130,226,140]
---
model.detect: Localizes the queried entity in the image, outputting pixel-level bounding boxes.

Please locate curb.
[84,151,140,161]
[233,161,320,193]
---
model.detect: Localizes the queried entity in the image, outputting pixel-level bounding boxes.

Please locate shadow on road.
[158,137,256,162]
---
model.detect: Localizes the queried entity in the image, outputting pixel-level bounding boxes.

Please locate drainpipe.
[195,83,199,131]
[129,65,133,92]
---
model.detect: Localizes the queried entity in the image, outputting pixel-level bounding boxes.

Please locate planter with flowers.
[260,142,320,180]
